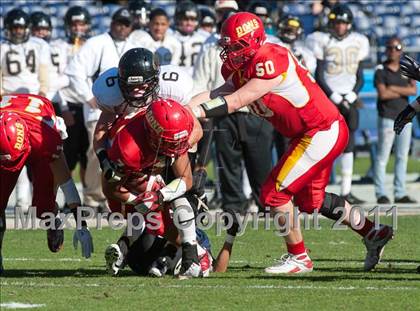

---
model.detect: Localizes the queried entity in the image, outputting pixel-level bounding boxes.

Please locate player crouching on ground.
[188,12,394,274]
[101,98,210,279]
[0,94,93,274]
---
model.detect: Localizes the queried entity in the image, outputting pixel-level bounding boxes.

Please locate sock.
[352,219,374,237]
[286,240,306,256]
[117,237,129,257]
[340,152,353,196]
[174,198,197,245]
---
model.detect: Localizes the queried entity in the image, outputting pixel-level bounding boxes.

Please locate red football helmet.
[0,111,31,171]
[144,98,194,158]
[219,12,266,70]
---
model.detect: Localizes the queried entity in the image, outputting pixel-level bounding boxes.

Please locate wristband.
[200,96,228,118]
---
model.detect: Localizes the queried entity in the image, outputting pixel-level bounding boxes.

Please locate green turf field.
[1,216,420,310]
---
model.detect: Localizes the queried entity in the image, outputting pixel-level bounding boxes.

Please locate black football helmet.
[199,8,216,27]
[278,15,303,44]
[328,4,353,39]
[175,1,200,35]
[30,11,52,41]
[4,9,30,44]
[64,6,92,43]
[128,0,151,30]
[118,48,160,108]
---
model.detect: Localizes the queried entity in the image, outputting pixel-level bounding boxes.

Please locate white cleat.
[148,257,168,278]
[363,225,394,271]
[178,262,203,280]
[105,244,124,276]
[265,253,313,274]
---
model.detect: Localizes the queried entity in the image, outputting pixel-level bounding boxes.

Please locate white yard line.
[0,302,46,309]
[1,281,419,292]
[3,257,82,262]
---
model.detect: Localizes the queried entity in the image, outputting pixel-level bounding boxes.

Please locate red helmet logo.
[0,111,31,171]
[144,98,193,158]
[219,12,266,70]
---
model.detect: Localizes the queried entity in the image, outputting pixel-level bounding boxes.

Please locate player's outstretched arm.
[190,76,283,119]
[49,151,94,258]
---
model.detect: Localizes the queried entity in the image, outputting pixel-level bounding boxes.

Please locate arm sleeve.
[315,59,334,96]
[38,43,51,94]
[64,39,101,102]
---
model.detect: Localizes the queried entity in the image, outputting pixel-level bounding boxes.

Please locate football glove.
[96,148,123,182]
[394,104,416,135]
[400,54,420,81]
[73,226,94,258]
[344,91,358,104]
[330,92,344,105]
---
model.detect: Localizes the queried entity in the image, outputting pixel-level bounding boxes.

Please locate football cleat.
[178,262,203,280]
[363,225,394,271]
[105,244,124,276]
[148,256,169,278]
[47,217,64,253]
[265,253,313,274]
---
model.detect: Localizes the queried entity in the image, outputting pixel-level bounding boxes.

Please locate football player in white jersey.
[130,8,182,66]
[306,4,370,204]
[277,16,316,75]
[1,8,50,96]
[173,1,209,75]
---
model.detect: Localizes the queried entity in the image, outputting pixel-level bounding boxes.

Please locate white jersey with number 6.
[306,31,369,94]
[92,64,194,113]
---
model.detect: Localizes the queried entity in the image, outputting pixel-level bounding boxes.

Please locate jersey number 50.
[255,60,275,77]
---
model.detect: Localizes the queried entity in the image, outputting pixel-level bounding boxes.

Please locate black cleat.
[342,193,366,205]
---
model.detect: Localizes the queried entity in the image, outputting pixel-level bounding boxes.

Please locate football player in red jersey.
[0,94,93,273]
[188,12,393,274]
[102,98,210,279]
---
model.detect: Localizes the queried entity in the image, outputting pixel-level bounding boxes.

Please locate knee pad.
[319,193,346,221]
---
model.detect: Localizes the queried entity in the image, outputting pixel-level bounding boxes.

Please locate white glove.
[344,91,358,104]
[73,226,94,258]
[330,92,344,105]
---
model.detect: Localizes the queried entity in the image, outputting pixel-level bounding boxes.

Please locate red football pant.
[261,117,349,213]
[0,159,56,218]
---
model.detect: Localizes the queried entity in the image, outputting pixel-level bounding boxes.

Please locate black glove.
[394,104,416,135]
[400,54,420,81]
[96,149,122,182]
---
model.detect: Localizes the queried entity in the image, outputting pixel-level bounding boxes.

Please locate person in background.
[65,8,135,211]
[248,1,276,37]
[198,7,216,36]
[128,0,151,31]
[173,1,208,75]
[374,38,417,204]
[307,4,369,204]
[131,8,181,65]
[50,6,92,194]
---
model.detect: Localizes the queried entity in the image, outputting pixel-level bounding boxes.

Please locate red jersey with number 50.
[222,43,340,138]
[0,94,62,162]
